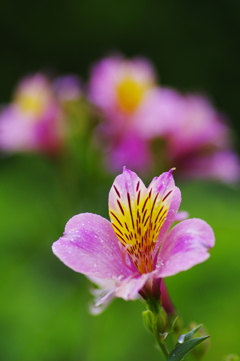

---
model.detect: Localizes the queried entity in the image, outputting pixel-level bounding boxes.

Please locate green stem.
[153,315,169,359]
[154,328,169,359]
[146,297,170,360]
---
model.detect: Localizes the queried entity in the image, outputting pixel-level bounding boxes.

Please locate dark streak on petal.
[127,192,135,230]
[143,215,150,227]
[162,190,172,202]
[115,232,126,243]
[137,190,141,206]
[113,185,121,198]
[149,193,159,221]
[142,197,149,214]
[112,223,124,236]
[136,181,140,192]
[155,206,164,224]
[110,211,123,227]
[117,200,125,215]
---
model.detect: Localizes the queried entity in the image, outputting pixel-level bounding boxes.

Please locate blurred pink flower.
[88,55,177,173]
[177,150,240,183]
[166,94,230,159]
[89,55,240,182]
[88,55,156,129]
[163,94,240,182]
[52,168,215,311]
[101,132,152,173]
[0,74,65,154]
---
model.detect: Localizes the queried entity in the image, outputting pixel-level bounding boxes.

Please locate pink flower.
[52,168,215,311]
[88,55,156,128]
[161,94,240,182]
[88,55,240,182]
[177,150,240,183]
[166,94,230,160]
[88,55,177,173]
[0,74,65,154]
[100,132,152,173]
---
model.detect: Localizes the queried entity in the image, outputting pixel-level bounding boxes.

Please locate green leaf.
[177,324,203,343]
[167,336,209,361]
[169,316,179,334]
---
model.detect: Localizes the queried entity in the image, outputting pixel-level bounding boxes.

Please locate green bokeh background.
[1,1,240,360]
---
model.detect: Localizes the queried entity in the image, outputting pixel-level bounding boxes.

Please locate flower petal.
[109,168,181,273]
[52,213,132,280]
[156,218,215,277]
[87,275,117,314]
[175,210,189,222]
[108,167,148,247]
[115,273,151,300]
[157,186,181,239]
[152,172,181,258]
[149,169,181,238]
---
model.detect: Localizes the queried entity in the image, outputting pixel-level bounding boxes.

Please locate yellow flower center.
[14,80,53,120]
[16,93,45,117]
[116,76,148,114]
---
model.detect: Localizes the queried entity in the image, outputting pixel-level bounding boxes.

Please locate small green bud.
[223,355,240,361]
[142,310,154,334]
[187,322,210,359]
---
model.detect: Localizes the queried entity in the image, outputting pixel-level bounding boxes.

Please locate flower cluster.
[88,55,240,183]
[0,73,82,154]
[0,54,239,183]
[52,168,215,313]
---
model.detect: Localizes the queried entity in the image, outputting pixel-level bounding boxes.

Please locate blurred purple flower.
[52,168,214,311]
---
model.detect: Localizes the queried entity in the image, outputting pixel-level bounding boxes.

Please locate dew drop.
[178,334,185,344]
